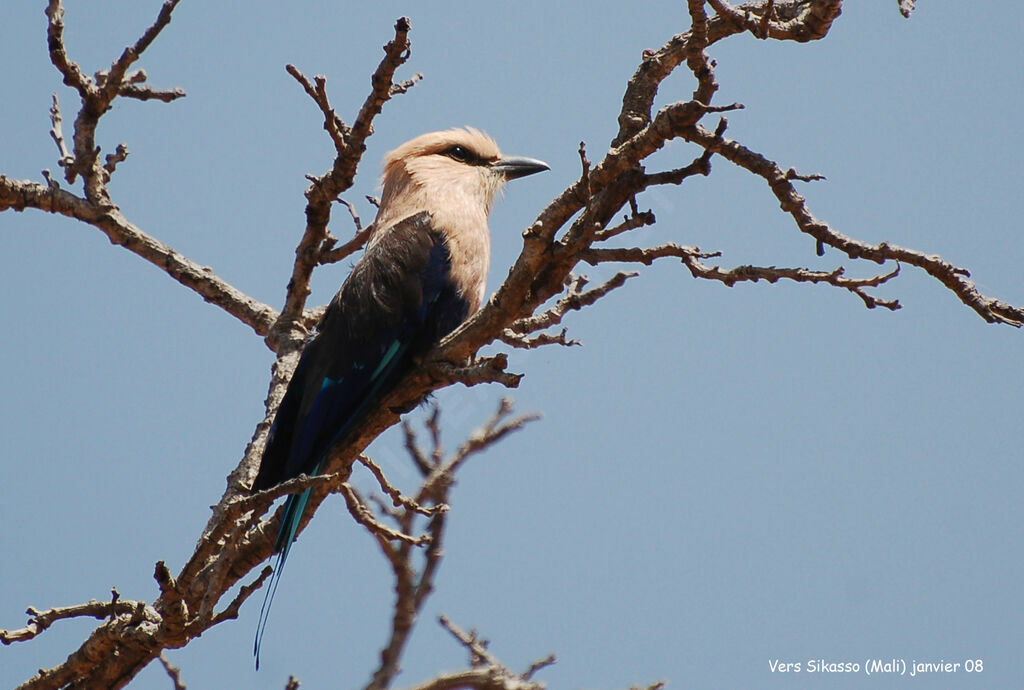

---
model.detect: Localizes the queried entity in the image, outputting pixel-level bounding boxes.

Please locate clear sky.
[2,1,1022,688]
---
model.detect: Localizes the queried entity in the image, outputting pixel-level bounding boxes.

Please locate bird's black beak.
[491,155,550,180]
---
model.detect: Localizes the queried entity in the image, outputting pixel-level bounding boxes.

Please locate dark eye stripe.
[442,145,484,166]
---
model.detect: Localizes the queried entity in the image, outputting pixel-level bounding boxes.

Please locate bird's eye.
[444,145,474,164]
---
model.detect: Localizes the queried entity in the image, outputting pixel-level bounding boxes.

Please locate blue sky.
[2,1,1022,688]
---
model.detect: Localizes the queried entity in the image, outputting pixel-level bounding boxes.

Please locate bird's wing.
[253,211,470,491]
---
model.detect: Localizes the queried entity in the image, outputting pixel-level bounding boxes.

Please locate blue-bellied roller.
[252,128,548,664]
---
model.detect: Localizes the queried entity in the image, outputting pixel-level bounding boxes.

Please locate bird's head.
[375,127,549,229]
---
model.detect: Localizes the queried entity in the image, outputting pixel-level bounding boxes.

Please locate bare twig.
[578,141,592,208]
[103,143,129,177]
[420,399,540,502]
[1,597,143,645]
[286,65,351,155]
[592,208,657,242]
[500,327,580,350]
[351,17,414,149]
[522,654,558,680]
[356,455,445,517]
[583,244,902,311]
[158,653,186,690]
[339,483,432,546]
[785,166,826,182]
[506,271,637,337]
[390,72,423,96]
[47,94,73,172]
[319,224,374,265]
[45,0,184,195]
[439,615,501,668]
[641,141,716,188]
[685,0,717,104]
[402,419,434,476]
[44,0,90,97]
[339,198,364,231]
[118,83,186,102]
[207,567,273,627]
[104,0,181,99]
[153,561,187,645]
[427,355,524,389]
[40,169,59,189]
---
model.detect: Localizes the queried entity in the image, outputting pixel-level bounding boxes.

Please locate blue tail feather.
[253,483,315,669]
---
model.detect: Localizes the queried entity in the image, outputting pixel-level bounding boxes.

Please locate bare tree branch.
[400,668,543,690]
[707,0,843,41]
[419,399,541,500]
[3,2,284,344]
[678,122,1024,325]
[582,244,903,311]
[362,401,538,690]
[378,616,554,690]
[0,174,279,336]
[276,17,415,341]
[44,0,184,195]
[0,597,144,646]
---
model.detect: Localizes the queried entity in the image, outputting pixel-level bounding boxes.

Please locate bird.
[251,127,548,665]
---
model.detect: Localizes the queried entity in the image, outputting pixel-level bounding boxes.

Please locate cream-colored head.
[373,127,548,232]
[368,128,548,313]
